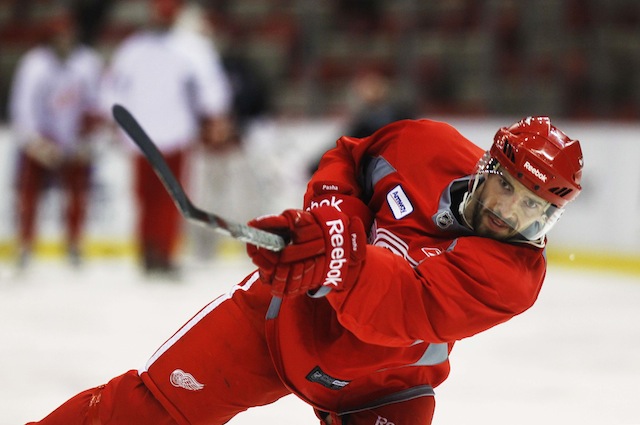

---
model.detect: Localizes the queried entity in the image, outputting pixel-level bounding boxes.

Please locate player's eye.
[498,176,513,192]
[523,198,542,210]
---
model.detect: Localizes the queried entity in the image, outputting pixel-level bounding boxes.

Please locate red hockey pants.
[27,272,435,425]
[133,150,184,268]
[16,153,90,251]
[26,370,177,425]
[27,272,288,425]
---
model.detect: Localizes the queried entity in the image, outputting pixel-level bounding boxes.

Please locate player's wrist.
[306,206,367,294]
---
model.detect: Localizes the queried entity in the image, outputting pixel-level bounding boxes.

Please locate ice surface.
[1,256,639,424]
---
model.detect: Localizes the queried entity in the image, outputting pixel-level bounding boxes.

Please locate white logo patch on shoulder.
[170,369,205,391]
[387,185,414,219]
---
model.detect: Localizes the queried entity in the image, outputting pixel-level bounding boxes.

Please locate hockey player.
[27,116,583,424]
[100,0,232,276]
[9,10,103,267]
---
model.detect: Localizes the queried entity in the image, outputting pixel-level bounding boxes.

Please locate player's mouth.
[485,212,515,234]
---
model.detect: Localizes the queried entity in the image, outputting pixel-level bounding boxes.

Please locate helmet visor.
[466,153,564,242]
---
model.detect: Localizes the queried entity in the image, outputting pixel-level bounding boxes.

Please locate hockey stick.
[111,104,286,252]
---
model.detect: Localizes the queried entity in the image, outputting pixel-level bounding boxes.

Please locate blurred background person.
[308,67,415,176]
[8,8,104,269]
[100,0,232,278]
[183,8,274,262]
[344,67,415,139]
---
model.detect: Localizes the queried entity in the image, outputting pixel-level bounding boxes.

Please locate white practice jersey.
[101,29,232,153]
[9,45,104,154]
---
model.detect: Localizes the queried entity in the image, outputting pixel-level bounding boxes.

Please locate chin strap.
[511,235,547,248]
[458,191,474,231]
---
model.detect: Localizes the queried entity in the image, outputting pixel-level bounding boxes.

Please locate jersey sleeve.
[325,237,546,347]
[305,120,409,199]
[97,41,129,119]
[303,120,411,227]
[172,30,232,118]
[79,48,105,116]
[8,51,45,145]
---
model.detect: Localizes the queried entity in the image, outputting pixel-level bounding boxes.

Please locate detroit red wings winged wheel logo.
[170,369,205,391]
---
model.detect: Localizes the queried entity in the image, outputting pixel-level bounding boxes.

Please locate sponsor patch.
[386,185,413,219]
[306,366,350,390]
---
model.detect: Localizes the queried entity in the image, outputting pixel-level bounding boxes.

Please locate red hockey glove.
[247,207,367,297]
[304,181,374,231]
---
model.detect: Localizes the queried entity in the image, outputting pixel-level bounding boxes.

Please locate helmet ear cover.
[490,117,583,208]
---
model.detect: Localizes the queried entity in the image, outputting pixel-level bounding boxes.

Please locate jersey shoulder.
[406,119,482,152]
[12,47,59,86]
[16,47,51,70]
[371,118,484,181]
[111,31,156,59]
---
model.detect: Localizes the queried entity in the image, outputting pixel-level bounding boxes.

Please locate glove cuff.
[307,206,367,294]
[305,181,373,232]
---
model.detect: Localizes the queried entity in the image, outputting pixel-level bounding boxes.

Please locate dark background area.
[1,0,639,121]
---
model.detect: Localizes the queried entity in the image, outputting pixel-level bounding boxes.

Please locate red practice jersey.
[266,119,547,414]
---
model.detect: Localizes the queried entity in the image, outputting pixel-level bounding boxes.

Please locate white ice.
[1,257,639,424]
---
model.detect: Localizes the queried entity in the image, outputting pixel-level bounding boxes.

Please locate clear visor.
[466,153,565,242]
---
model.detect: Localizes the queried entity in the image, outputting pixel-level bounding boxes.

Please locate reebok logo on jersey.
[170,369,204,391]
[387,185,413,219]
[375,416,395,425]
[323,218,347,287]
[524,161,547,183]
[307,196,344,212]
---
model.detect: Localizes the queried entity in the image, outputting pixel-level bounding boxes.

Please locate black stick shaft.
[112,104,286,252]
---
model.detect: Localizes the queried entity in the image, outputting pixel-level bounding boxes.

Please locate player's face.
[150,0,183,27]
[466,170,550,240]
[51,26,75,57]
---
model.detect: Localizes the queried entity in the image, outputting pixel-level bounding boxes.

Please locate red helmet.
[490,116,583,207]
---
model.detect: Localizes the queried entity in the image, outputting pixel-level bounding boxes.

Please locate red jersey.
[266,119,546,414]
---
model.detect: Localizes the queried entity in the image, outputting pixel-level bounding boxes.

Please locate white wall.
[1,117,639,256]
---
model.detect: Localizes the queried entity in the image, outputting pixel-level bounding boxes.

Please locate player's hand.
[199,116,237,151]
[247,207,367,297]
[24,137,63,169]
